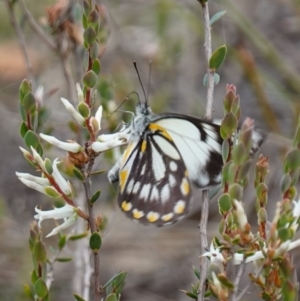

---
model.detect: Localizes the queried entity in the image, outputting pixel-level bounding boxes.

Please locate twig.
[5,0,35,86]
[72,191,93,300]
[236,265,264,301]
[198,1,214,300]
[198,190,210,300]
[231,259,246,301]
[59,51,77,103]
[18,0,57,51]
[83,155,101,301]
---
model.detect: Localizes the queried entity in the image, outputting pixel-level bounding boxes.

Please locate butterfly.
[107,98,264,226]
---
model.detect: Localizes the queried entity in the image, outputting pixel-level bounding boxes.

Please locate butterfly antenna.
[146,60,152,102]
[133,61,147,104]
[110,91,140,115]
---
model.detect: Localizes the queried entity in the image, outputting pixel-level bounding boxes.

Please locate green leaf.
[44,187,61,198]
[278,228,292,242]
[19,79,32,103]
[31,269,38,284]
[36,143,44,157]
[103,271,126,289]
[73,167,85,181]
[69,232,88,241]
[193,266,200,280]
[92,59,101,75]
[218,193,232,213]
[90,43,99,60]
[20,122,29,138]
[58,234,67,250]
[217,273,234,289]
[232,143,247,166]
[83,70,98,88]
[24,130,40,149]
[44,158,53,175]
[220,112,237,139]
[210,10,227,25]
[90,190,101,205]
[281,174,291,194]
[33,241,47,263]
[282,280,297,301]
[285,149,300,173]
[106,293,117,301]
[213,73,220,85]
[56,257,73,262]
[19,102,27,122]
[229,183,243,200]
[88,9,99,25]
[34,278,48,298]
[83,27,97,45]
[23,284,34,299]
[78,102,90,118]
[257,207,267,223]
[89,232,102,252]
[23,92,36,114]
[209,45,227,70]
[222,139,230,163]
[74,293,87,301]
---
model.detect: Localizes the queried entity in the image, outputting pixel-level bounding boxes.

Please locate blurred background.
[0,0,300,300]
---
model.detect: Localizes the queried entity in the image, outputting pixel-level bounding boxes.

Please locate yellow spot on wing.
[147,211,160,222]
[122,143,134,164]
[120,170,128,193]
[121,201,132,212]
[149,123,172,141]
[174,200,186,214]
[141,140,147,152]
[161,213,174,222]
[180,178,190,196]
[132,209,144,219]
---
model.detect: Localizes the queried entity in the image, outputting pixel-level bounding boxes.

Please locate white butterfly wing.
[153,116,223,188]
[110,124,193,226]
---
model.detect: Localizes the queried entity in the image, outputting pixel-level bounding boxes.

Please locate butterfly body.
[108,103,226,226]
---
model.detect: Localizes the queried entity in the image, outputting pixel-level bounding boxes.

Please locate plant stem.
[84,155,101,301]
[198,1,214,300]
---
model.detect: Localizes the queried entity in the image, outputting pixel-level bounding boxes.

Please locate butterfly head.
[135,101,152,116]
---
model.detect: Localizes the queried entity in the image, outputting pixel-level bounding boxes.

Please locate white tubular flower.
[31,146,46,171]
[34,204,78,237]
[202,242,225,264]
[52,159,72,196]
[95,105,103,132]
[35,85,44,108]
[274,240,291,258]
[97,125,130,142]
[291,199,300,231]
[76,83,84,103]
[292,199,300,218]
[18,177,59,197]
[61,97,85,126]
[211,272,223,296]
[92,139,127,153]
[233,199,248,230]
[16,172,50,186]
[40,133,82,153]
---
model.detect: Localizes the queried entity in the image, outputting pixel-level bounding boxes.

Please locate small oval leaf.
[209,45,227,70]
[89,232,102,252]
[210,10,227,25]
[24,130,40,149]
[34,278,48,298]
